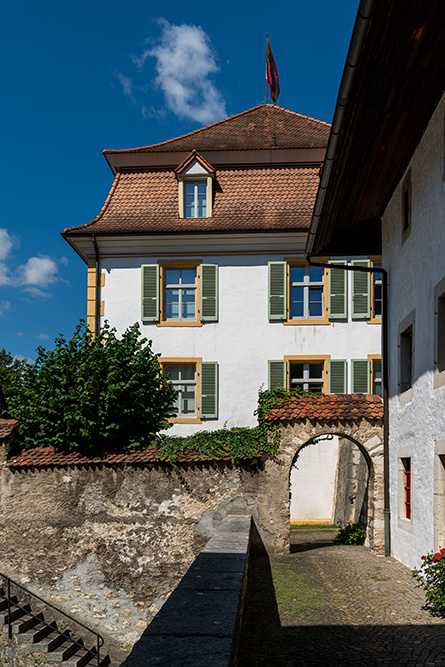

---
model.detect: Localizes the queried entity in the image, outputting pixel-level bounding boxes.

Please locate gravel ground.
[238,529,445,666]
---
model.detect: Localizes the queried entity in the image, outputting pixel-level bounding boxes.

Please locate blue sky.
[0,0,359,361]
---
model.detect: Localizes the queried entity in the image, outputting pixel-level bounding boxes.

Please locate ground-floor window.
[163,363,197,417]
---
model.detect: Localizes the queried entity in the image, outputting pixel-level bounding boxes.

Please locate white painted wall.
[99,251,381,435]
[290,437,339,522]
[382,93,445,568]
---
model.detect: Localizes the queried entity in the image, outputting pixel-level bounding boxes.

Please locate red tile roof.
[104,105,330,155]
[7,445,238,469]
[0,419,18,439]
[267,394,383,422]
[64,165,319,235]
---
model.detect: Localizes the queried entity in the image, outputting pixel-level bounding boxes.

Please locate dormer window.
[185,181,207,218]
[175,151,215,219]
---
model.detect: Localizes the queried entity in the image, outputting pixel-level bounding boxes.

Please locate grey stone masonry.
[121,515,252,667]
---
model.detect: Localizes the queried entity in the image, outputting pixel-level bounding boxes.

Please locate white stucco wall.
[382,93,445,568]
[290,437,339,522]
[99,251,381,435]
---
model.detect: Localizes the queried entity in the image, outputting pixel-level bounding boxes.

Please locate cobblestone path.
[239,529,445,666]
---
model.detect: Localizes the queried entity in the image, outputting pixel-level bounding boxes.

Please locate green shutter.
[328,261,347,319]
[268,262,287,320]
[200,362,218,418]
[141,265,159,322]
[268,360,286,389]
[200,264,218,321]
[351,359,370,394]
[351,259,371,319]
[328,360,347,394]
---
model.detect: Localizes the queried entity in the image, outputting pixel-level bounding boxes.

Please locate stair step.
[0,604,29,624]
[18,621,54,643]
[46,638,81,662]
[32,629,66,653]
[63,647,100,667]
[3,611,43,634]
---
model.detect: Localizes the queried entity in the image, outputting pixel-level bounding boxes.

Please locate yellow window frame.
[284,355,330,393]
[159,357,202,424]
[158,259,203,327]
[283,258,329,325]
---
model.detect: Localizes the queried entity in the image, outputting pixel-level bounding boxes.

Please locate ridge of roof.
[103,104,331,155]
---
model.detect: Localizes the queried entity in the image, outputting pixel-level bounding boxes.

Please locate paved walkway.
[239,529,445,666]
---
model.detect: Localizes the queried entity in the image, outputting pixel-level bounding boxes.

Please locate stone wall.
[0,458,277,663]
[0,415,383,663]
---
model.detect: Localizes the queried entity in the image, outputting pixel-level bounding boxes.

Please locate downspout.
[92,234,100,337]
[305,258,390,558]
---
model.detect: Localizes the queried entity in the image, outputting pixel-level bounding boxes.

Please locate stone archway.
[266,395,384,553]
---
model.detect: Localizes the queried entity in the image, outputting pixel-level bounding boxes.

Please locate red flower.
[434,554,441,560]
[421,555,426,560]
[440,548,445,553]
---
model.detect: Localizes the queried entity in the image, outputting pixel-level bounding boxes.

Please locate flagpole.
[265,33,268,104]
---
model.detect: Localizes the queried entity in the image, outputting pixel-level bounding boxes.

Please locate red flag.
[266,37,280,104]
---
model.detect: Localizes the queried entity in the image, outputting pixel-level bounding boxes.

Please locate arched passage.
[289,432,372,535]
[267,395,384,552]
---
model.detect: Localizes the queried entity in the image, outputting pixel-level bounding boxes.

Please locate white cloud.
[16,331,25,336]
[116,72,135,99]
[0,300,10,316]
[0,228,13,262]
[134,20,226,124]
[36,333,50,340]
[15,256,58,288]
[0,263,11,287]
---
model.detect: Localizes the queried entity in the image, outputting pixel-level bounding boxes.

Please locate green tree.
[5,321,176,453]
[0,349,25,414]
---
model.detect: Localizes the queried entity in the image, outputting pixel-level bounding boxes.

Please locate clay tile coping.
[6,445,258,469]
[0,419,19,439]
[267,394,383,423]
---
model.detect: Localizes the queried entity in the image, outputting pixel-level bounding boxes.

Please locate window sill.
[168,417,202,424]
[158,321,202,327]
[398,517,413,534]
[398,387,413,405]
[434,369,445,390]
[284,318,330,326]
[368,317,382,324]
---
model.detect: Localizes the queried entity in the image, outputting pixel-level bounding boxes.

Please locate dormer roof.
[174,150,215,178]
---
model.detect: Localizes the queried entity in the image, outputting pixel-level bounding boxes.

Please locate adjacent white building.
[306,0,445,564]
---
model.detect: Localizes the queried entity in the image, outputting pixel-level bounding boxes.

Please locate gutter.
[92,234,100,337]
[305,0,375,258]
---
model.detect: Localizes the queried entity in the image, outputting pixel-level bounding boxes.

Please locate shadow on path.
[238,527,445,666]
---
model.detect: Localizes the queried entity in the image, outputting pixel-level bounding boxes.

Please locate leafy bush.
[158,385,317,463]
[3,320,176,453]
[335,522,366,545]
[413,549,445,613]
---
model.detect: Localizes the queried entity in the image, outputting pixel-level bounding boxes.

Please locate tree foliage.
[0,349,25,414]
[4,320,176,453]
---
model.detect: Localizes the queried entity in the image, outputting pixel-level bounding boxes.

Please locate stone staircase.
[0,585,112,666]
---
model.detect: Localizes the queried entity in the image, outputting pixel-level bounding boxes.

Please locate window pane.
[185,183,195,195]
[182,290,196,319]
[309,288,323,317]
[165,289,179,319]
[290,363,304,382]
[374,284,382,316]
[310,383,323,394]
[290,266,305,284]
[309,266,323,283]
[163,365,179,381]
[308,363,324,379]
[290,286,304,318]
[197,182,206,194]
[181,365,195,381]
[165,268,180,285]
[181,268,196,285]
[181,385,196,414]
